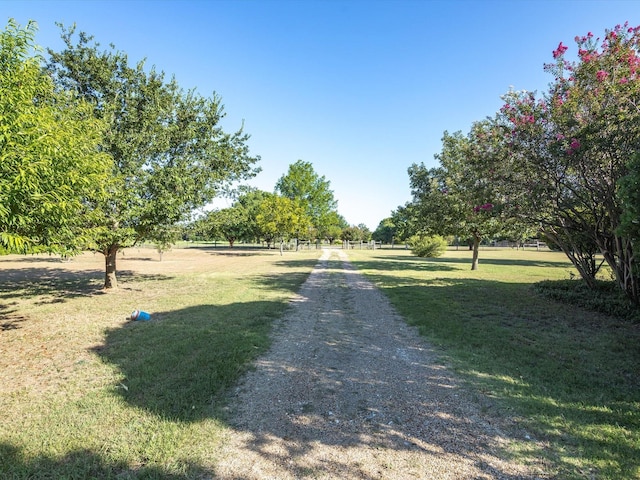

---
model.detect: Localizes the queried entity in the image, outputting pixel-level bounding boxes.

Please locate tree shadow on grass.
[348,255,459,273]
[434,255,572,268]
[188,244,270,256]
[94,301,289,422]
[350,269,640,478]
[0,266,172,331]
[0,268,106,330]
[363,253,570,269]
[0,442,209,479]
[5,255,73,263]
[93,285,530,479]
[207,256,551,479]
[333,251,637,475]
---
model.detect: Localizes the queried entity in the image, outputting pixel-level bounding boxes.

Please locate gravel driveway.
[214,248,546,479]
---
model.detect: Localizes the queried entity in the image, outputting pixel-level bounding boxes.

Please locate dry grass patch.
[0,246,320,478]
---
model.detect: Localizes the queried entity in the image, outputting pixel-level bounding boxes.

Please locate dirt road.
[214,248,545,479]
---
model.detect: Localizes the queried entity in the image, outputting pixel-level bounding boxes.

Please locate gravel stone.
[214,248,548,479]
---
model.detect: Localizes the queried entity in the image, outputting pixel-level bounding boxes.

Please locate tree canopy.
[408,125,526,269]
[46,24,260,288]
[275,160,338,238]
[255,194,310,252]
[372,217,397,245]
[495,23,640,301]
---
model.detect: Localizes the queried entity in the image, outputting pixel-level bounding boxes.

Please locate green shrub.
[408,234,448,258]
[535,278,640,322]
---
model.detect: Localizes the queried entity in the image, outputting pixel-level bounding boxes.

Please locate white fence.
[343,240,382,250]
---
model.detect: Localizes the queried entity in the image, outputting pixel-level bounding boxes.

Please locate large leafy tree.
[497,88,607,285]
[390,204,418,244]
[235,188,271,243]
[409,127,509,270]
[205,206,249,247]
[318,211,347,244]
[499,23,640,302]
[618,153,640,260]
[275,160,338,238]
[341,224,371,243]
[0,19,110,254]
[373,217,397,245]
[255,195,310,253]
[47,25,259,288]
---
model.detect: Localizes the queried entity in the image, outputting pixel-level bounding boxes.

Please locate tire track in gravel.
[213,248,546,479]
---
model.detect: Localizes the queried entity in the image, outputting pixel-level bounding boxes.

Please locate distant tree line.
[186,160,372,250]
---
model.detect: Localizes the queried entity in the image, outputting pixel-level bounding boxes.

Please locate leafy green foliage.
[340,224,371,242]
[255,194,310,247]
[275,160,338,237]
[46,25,259,287]
[206,206,250,247]
[235,189,274,242]
[407,127,521,269]
[617,153,640,263]
[0,19,111,254]
[497,24,640,302]
[535,279,640,323]
[408,234,447,258]
[372,217,397,244]
[390,204,418,243]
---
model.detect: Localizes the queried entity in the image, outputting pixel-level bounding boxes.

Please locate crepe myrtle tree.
[499,23,640,302]
[549,23,640,303]
[496,88,608,286]
[47,25,260,288]
[0,20,111,254]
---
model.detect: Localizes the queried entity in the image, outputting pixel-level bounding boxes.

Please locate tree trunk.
[471,235,480,270]
[104,245,119,289]
[600,235,640,305]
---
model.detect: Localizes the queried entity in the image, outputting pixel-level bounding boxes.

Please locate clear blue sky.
[3,0,639,229]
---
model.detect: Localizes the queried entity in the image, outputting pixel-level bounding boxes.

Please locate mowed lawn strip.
[347,247,640,480]
[0,246,320,478]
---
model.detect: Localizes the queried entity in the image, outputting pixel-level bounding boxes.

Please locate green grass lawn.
[1,245,638,479]
[347,246,640,480]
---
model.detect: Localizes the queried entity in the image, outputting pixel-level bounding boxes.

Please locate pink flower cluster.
[596,70,609,81]
[500,102,537,127]
[620,50,640,83]
[553,42,569,59]
[578,48,599,63]
[566,138,581,155]
[473,203,494,213]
